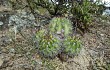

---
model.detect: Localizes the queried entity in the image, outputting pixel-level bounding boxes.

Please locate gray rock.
[8,12,36,35]
[0,21,3,26]
[9,48,15,53]
[0,36,12,47]
[0,58,3,67]
[8,12,35,28]
[100,34,104,36]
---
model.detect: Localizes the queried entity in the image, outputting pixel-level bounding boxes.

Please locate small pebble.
[0,21,3,26]
[100,34,104,36]
[9,48,15,53]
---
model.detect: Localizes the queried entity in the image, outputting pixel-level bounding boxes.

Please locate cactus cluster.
[36,17,82,59]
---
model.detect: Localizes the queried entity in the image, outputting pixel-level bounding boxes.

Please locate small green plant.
[71,0,92,33]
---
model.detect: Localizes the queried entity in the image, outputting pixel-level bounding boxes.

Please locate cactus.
[49,17,72,36]
[36,29,61,59]
[63,36,82,57]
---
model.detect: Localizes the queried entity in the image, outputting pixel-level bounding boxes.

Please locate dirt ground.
[0,0,110,70]
[0,14,110,70]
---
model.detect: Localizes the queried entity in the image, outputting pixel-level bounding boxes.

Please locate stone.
[100,34,104,36]
[0,36,13,47]
[0,21,3,26]
[9,48,15,53]
[0,58,3,67]
[8,12,35,32]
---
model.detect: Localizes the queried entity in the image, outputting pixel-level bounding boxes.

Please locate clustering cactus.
[36,17,82,60]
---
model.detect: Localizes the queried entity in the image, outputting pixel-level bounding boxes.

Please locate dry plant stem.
[67,60,81,67]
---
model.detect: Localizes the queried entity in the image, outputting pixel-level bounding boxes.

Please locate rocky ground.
[0,0,110,70]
